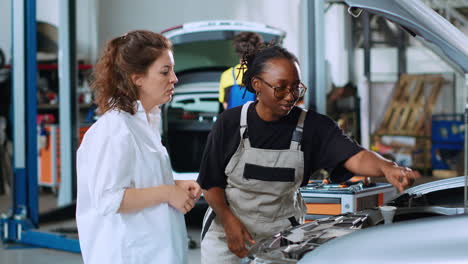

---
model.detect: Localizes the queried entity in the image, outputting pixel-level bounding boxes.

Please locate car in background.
[245,0,468,263]
[161,21,285,185]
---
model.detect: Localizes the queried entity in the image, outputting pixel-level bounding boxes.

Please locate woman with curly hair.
[76,30,201,264]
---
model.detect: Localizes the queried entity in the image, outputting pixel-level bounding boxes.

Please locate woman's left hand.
[175,180,202,200]
[382,165,420,192]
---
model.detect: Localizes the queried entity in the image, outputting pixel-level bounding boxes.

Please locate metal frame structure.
[360,11,408,144]
[58,0,78,207]
[0,0,80,253]
[306,0,327,114]
[465,79,467,214]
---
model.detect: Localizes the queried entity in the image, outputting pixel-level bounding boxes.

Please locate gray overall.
[201,101,307,264]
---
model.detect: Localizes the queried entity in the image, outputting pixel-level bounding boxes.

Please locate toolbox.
[300,181,396,221]
[431,114,464,170]
[38,124,90,191]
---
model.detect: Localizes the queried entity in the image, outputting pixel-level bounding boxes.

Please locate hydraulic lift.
[0,0,80,253]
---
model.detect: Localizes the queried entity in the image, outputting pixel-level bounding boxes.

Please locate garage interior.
[0,0,467,263]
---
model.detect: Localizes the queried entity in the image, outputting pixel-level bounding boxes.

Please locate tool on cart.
[305,173,374,192]
[301,174,396,221]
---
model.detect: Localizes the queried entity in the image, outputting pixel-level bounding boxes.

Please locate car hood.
[247,177,468,263]
[345,0,468,74]
[402,175,468,196]
[299,214,468,264]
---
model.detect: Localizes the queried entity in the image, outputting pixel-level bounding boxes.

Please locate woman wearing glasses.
[197,45,419,263]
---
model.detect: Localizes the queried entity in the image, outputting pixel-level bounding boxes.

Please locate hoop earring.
[255,91,260,96]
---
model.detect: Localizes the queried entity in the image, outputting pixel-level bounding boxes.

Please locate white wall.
[37,0,58,26]
[353,47,455,83]
[96,0,301,62]
[76,0,97,62]
[325,4,352,87]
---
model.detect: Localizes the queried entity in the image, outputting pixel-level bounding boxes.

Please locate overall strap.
[240,101,253,148]
[231,67,239,87]
[290,109,307,150]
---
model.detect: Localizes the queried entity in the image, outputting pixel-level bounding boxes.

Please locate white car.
[161,21,285,190]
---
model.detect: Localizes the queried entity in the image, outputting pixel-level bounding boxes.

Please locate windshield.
[173,40,239,73]
[170,95,219,114]
[165,92,219,173]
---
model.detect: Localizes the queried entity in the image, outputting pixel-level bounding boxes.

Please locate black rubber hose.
[0,48,5,69]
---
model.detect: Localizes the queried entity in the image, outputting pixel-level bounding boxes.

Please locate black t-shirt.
[197,103,363,190]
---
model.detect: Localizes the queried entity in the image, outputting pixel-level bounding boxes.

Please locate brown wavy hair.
[91,30,172,115]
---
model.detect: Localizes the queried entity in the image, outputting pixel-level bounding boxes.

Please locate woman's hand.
[167,185,195,214]
[203,187,254,257]
[345,150,421,193]
[222,212,255,258]
[175,180,202,200]
[382,165,420,192]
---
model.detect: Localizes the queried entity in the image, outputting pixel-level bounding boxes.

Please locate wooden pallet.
[377,74,443,136]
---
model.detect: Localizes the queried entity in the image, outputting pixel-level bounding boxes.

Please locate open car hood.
[162,20,285,45]
[345,0,468,74]
[162,21,286,73]
[247,177,468,263]
[299,214,468,264]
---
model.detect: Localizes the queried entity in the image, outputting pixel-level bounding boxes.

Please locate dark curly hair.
[91,30,172,115]
[241,45,299,93]
[232,32,263,57]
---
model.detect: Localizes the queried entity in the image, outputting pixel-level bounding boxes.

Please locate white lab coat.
[76,101,187,264]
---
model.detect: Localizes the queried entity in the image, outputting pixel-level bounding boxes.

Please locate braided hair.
[240,45,299,94]
[233,32,263,57]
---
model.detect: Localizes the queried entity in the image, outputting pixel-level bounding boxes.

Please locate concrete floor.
[0,192,204,264]
[0,175,440,263]
[0,227,203,264]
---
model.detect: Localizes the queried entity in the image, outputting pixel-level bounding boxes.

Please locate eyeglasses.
[255,76,307,100]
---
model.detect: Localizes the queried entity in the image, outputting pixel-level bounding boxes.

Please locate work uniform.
[76,101,187,264]
[198,102,363,263]
[219,64,255,109]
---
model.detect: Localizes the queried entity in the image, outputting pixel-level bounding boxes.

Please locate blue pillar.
[25,0,38,226]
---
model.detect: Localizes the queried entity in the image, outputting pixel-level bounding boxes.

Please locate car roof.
[345,0,468,74]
